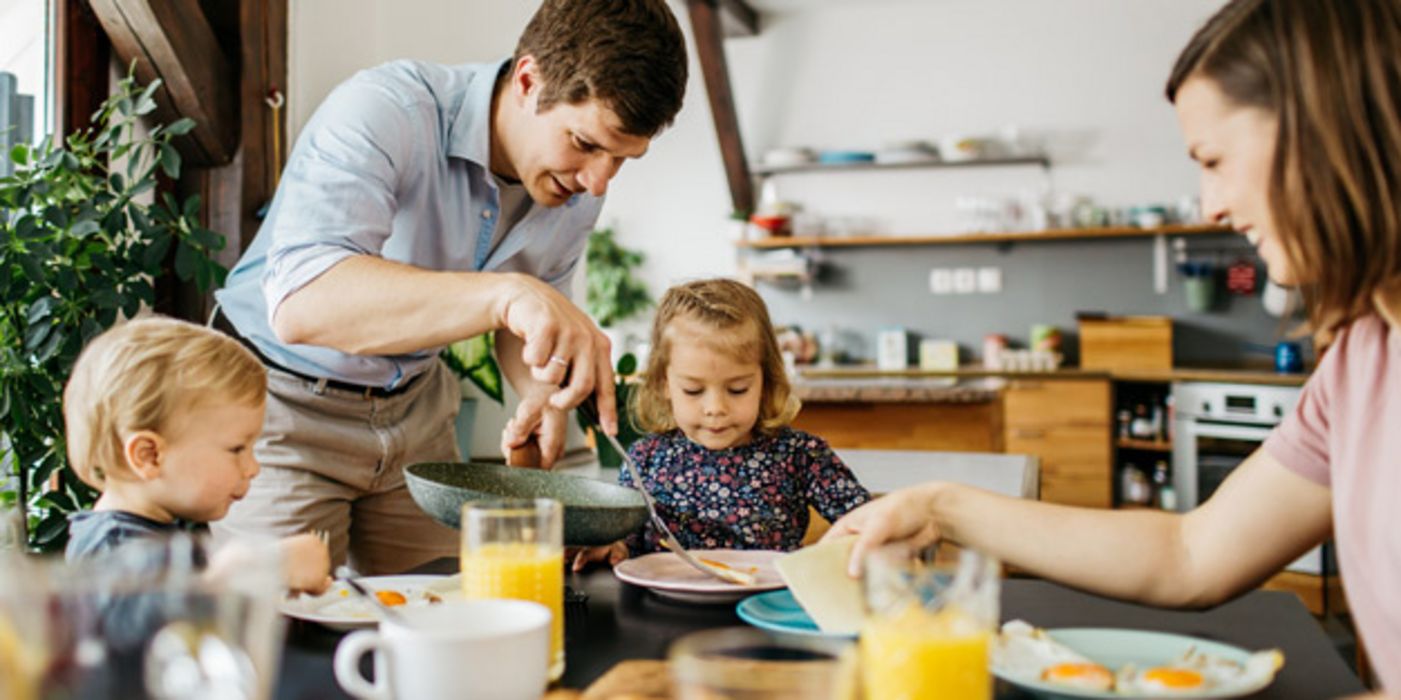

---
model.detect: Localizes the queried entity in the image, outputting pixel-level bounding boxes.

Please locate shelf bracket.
[688,0,756,215]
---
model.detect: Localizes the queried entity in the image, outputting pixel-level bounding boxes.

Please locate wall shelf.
[752,155,1049,177]
[735,224,1232,249]
[1116,438,1172,452]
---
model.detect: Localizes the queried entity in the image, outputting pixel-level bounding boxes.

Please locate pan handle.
[507,436,543,469]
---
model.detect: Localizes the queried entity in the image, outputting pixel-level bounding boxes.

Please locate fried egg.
[993,620,1284,696]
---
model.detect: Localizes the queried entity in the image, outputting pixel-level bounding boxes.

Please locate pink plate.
[613,549,786,604]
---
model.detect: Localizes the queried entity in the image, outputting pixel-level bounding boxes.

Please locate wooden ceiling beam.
[87,0,238,166]
[689,0,756,216]
[716,0,759,38]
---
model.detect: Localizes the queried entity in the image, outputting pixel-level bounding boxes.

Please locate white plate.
[278,575,462,630]
[993,628,1282,699]
[613,550,785,604]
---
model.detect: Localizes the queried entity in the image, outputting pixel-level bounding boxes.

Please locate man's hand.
[500,387,572,468]
[496,275,617,434]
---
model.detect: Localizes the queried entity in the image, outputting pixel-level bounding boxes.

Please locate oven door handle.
[1185,422,1276,442]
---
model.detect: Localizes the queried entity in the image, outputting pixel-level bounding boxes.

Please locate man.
[211,0,687,574]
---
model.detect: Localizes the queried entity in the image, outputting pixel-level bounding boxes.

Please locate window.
[1,0,52,175]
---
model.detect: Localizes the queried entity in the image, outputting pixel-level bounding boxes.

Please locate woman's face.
[1174,75,1296,284]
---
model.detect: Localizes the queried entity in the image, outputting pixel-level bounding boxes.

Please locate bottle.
[1164,394,1176,442]
[1120,464,1151,506]
[1151,461,1171,509]
[1150,400,1165,442]
[1117,409,1133,439]
[1130,404,1154,439]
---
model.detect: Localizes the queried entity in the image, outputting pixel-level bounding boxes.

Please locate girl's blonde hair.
[632,278,800,436]
[62,316,267,488]
[1167,0,1401,344]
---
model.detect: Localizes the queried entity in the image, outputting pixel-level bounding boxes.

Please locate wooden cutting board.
[581,660,673,699]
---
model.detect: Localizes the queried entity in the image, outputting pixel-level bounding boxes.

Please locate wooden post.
[688,0,755,216]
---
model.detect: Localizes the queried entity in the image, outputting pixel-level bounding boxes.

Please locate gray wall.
[757,233,1306,367]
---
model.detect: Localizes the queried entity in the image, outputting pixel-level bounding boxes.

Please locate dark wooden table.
[277,561,1363,699]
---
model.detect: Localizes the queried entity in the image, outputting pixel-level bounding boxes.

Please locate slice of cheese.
[775,536,864,635]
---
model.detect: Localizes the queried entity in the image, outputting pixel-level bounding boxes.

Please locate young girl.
[574,278,870,569]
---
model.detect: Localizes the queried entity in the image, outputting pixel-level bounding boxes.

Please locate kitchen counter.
[793,376,1004,402]
[799,364,1308,388]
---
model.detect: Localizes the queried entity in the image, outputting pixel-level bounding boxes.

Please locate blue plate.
[735,589,856,638]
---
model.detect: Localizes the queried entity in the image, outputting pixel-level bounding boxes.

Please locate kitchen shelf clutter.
[751,154,1050,177]
[736,224,1232,249]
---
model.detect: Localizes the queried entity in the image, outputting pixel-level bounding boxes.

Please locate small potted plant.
[582,227,650,466]
[441,334,503,460]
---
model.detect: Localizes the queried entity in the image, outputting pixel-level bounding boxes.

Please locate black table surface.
[277,560,1363,699]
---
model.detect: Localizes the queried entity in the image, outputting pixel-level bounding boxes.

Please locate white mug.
[333,599,551,700]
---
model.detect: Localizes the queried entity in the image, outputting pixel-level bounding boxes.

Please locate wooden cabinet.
[1002,379,1112,507]
[793,401,1002,452]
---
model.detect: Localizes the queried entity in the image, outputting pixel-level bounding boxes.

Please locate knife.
[577,396,751,585]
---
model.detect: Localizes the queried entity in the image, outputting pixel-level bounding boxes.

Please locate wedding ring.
[549,355,569,367]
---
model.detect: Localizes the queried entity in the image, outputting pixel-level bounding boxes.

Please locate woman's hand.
[821,483,944,577]
[569,541,629,572]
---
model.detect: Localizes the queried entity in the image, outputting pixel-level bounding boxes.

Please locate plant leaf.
[164,118,196,136]
[8,144,27,166]
[174,240,195,279]
[159,143,181,179]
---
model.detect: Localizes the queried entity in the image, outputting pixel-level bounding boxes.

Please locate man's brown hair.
[1166,0,1401,343]
[514,0,688,138]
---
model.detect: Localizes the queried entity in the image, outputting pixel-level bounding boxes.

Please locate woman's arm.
[824,447,1332,608]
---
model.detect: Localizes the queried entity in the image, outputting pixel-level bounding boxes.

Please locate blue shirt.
[215,59,602,389]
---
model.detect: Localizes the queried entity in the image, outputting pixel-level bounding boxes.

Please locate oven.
[1170,381,1330,574]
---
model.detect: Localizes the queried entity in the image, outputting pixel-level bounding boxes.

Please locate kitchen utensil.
[576,398,751,586]
[338,572,411,626]
[404,462,647,546]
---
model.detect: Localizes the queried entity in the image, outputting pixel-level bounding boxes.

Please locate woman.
[825,0,1401,693]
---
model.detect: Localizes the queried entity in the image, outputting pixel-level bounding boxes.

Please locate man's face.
[497,57,652,206]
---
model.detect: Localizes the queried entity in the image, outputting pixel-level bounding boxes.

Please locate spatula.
[577,396,752,586]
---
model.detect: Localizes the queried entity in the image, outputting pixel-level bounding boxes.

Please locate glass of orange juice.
[460,498,565,681]
[859,545,1000,700]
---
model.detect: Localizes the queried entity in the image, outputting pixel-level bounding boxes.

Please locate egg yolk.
[375,590,408,607]
[1142,667,1205,689]
[1041,662,1115,690]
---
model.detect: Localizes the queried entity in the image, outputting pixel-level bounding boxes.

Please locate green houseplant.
[582,227,651,466]
[0,68,228,551]
[441,333,504,459]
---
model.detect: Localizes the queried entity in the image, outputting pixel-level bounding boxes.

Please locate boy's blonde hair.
[632,278,800,436]
[62,316,266,488]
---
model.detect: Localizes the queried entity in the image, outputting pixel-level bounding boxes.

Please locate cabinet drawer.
[1040,474,1112,508]
[1004,379,1110,428]
[1005,425,1111,508]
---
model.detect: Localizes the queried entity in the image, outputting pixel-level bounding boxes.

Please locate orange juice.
[460,542,564,680]
[860,603,990,700]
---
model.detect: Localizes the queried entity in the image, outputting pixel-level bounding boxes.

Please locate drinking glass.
[460,498,565,681]
[669,627,855,700]
[0,533,285,700]
[860,545,1000,700]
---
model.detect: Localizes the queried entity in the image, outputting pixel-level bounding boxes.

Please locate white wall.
[287,0,1227,453]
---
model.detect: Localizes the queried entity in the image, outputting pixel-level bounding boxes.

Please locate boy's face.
[496,57,652,206]
[147,400,265,522]
[664,319,764,451]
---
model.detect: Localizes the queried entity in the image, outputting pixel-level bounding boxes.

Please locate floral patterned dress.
[621,427,871,555]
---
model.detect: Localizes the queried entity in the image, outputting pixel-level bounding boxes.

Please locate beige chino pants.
[213,360,461,574]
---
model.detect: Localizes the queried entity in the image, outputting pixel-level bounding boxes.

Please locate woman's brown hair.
[514,0,688,138]
[1166,0,1401,343]
[632,278,800,437]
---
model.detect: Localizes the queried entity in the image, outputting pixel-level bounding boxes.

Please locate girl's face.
[664,318,764,451]
[1174,75,1296,284]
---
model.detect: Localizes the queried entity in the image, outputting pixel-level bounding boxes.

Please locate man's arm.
[273,255,617,429]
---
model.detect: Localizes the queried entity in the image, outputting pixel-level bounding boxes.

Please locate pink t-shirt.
[1264,314,1401,691]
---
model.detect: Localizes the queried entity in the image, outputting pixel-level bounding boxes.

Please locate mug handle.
[333,630,390,700]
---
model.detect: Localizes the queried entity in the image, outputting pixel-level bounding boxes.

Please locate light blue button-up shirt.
[215,59,602,389]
